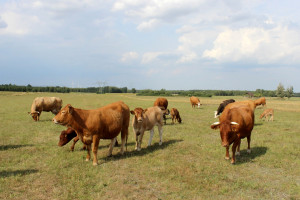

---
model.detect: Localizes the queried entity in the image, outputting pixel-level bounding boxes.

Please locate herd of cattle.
[28,96,274,165]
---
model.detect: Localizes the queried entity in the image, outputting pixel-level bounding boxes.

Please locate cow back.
[154,98,168,110]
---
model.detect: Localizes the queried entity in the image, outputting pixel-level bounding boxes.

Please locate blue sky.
[0,0,299,91]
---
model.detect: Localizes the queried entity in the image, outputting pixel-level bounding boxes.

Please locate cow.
[154,98,170,124]
[214,99,235,118]
[28,97,62,121]
[130,106,163,151]
[260,108,274,121]
[170,108,182,124]
[254,97,266,107]
[52,101,130,166]
[190,96,201,108]
[58,128,119,151]
[211,104,255,164]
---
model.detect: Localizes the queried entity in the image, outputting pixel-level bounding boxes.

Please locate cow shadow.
[0,169,38,178]
[102,139,183,162]
[235,146,268,165]
[0,144,34,151]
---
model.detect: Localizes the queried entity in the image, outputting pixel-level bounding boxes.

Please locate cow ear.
[211,122,220,130]
[68,105,74,114]
[130,110,135,115]
[143,109,147,113]
[230,122,239,132]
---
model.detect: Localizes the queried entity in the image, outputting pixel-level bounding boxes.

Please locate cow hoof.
[247,149,251,154]
[93,162,98,166]
[231,161,236,164]
[85,158,90,162]
[225,156,230,160]
[236,152,240,156]
[159,142,162,146]
[137,148,141,151]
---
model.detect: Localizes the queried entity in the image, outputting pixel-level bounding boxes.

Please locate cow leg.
[120,126,129,154]
[247,136,251,153]
[148,128,155,147]
[225,146,230,160]
[137,132,145,151]
[107,137,116,157]
[70,136,79,151]
[231,141,239,164]
[86,144,91,162]
[92,135,100,166]
[158,125,163,145]
[236,140,241,156]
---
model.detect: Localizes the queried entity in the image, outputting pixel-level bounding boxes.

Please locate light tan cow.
[260,108,274,121]
[28,97,62,121]
[190,96,201,108]
[130,106,163,151]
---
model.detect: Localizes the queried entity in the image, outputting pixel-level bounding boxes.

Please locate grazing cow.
[154,98,170,124]
[214,99,235,118]
[53,101,130,166]
[190,96,201,108]
[130,106,163,151]
[254,97,266,107]
[211,104,255,164]
[260,108,274,121]
[28,97,62,121]
[170,108,182,124]
[58,128,119,151]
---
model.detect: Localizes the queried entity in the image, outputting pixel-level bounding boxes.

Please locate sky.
[0,0,300,91]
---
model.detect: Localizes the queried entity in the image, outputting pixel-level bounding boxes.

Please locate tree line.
[0,83,298,98]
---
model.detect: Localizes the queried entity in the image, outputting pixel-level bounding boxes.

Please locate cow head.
[130,107,145,123]
[52,104,74,126]
[211,121,239,147]
[28,111,40,121]
[58,128,77,146]
[197,102,201,108]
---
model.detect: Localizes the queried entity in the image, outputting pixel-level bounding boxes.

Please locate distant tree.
[276,83,285,98]
[131,88,136,93]
[286,86,294,99]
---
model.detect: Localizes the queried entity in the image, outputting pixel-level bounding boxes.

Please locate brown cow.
[190,96,201,108]
[58,128,119,151]
[254,97,266,107]
[53,101,130,166]
[29,97,62,121]
[170,108,182,124]
[214,99,235,118]
[154,97,170,124]
[130,106,163,151]
[260,108,274,121]
[211,104,255,164]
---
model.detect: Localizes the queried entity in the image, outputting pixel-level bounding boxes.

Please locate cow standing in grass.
[154,97,170,124]
[130,106,163,151]
[170,108,182,124]
[190,96,201,108]
[53,101,130,166]
[260,109,274,121]
[214,99,235,118]
[211,104,255,164]
[29,97,62,121]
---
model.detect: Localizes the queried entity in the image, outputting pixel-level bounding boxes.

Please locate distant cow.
[58,128,119,151]
[214,99,235,118]
[28,97,62,121]
[254,97,266,107]
[260,108,274,121]
[211,104,255,164]
[190,96,201,108]
[53,101,130,166]
[154,98,170,124]
[130,106,163,151]
[170,108,182,124]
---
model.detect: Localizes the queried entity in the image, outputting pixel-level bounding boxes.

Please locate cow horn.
[230,122,239,125]
[212,122,220,125]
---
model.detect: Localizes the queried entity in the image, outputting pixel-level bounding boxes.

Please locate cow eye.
[61,111,66,114]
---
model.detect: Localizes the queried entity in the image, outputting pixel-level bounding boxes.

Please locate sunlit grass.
[0,92,299,199]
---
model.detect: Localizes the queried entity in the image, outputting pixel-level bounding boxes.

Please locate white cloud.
[121,51,139,62]
[203,25,300,64]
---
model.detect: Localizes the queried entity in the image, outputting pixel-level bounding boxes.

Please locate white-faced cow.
[28,97,62,121]
[211,104,255,164]
[53,101,130,166]
[130,106,163,151]
[190,96,201,108]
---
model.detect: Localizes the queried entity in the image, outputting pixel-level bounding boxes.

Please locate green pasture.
[0,92,299,200]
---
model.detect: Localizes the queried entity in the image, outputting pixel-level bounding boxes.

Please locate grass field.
[0,92,299,200]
